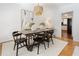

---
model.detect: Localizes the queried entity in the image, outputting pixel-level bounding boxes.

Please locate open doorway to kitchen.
[61,11,73,39]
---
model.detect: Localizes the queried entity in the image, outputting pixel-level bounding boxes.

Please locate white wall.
[0,3,58,43]
[49,6,61,37]
[58,4,79,41]
[0,3,21,43]
[44,5,62,37]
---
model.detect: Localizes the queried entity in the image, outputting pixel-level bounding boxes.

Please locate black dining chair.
[12,31,27,56]
[48,30,54,44]
[44,30,54,48]
[32,32,46,54]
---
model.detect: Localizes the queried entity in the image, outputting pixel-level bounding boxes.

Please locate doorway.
[61,11,73,39]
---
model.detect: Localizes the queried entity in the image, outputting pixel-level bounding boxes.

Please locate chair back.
[48,30,54,35]
[12,31,22,42]
[43,30,53,39]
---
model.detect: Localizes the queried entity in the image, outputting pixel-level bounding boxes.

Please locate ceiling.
[44,3,72,7]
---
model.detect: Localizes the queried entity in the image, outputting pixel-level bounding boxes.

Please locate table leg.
[26,35,33,51]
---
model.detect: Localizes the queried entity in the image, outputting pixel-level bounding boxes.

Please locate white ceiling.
[0,3,72,8]
[44,3,72,7]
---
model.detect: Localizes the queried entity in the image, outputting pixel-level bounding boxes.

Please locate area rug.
[73,46,79,56]
[2,38,68,56]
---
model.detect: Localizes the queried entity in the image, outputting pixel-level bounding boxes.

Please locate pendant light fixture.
[34,4,43,16]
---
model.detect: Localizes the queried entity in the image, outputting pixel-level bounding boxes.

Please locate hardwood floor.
[58,38,75,56]
[58,30,79,56]
[62,30,72,39]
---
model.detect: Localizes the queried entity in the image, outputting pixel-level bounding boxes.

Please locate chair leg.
[48,41,49,48]
[43,42,46,50]
[16,44,18,56]
[13,43,16,50]
[25,39,27,47]
[23,42,25,46]
[46,37,50,48]
[51,38,54,44]
[37,43,40,54]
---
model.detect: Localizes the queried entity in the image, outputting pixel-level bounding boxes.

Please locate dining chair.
[44,30,54,48]
[12,31,27,56]
[48,30,54,44]
[32,32,46,54]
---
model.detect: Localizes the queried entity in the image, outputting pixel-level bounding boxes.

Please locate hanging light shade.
[34,4,43,16]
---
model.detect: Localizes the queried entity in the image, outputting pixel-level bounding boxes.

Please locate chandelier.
[34,4,43,16]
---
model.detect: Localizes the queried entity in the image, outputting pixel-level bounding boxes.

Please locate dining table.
[20,28,54,51]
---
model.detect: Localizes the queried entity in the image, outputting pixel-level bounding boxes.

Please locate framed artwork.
[21,9,34,30]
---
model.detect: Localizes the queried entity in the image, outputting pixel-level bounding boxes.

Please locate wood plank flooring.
[58,38,75,56]
[58,30,79,56]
